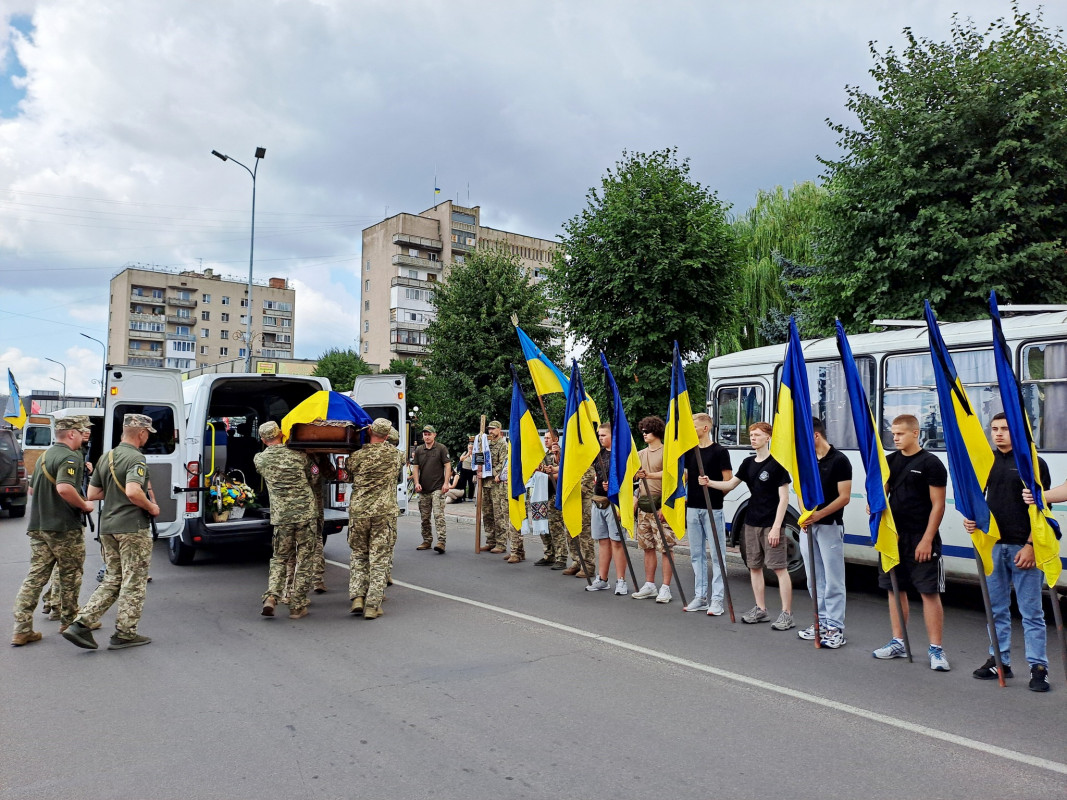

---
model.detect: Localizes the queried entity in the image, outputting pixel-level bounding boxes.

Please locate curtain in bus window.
[1023,342,1067,451]
[803,359,874,449]
[738,386,763,446]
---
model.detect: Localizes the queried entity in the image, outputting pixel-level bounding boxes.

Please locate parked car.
[0,427,28,517]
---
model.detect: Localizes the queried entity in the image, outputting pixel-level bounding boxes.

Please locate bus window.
[110,404,178,455]
[715,385,763,447]
[801,357,874,450]
[882,349,1001,450]
[1021,340,1067,451]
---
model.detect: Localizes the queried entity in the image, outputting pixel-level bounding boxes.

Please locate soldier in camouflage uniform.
[346,418,404,619]
[385,426,401,587]
[285,450,335,600]
[12,416,95,646]
[478,421,512,555]
[565,464,597,577]
[538,431,570,570]
[253,421,317,620]
[411,424,450,553]
[63,414,160,651]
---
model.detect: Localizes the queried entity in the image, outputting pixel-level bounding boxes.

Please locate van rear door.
[350,374,409,511]
[103,366,185,538]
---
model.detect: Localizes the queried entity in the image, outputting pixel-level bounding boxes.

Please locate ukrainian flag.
[989,292,1061,587]
[4,369,26,429]
[770,317,824,525]
[661,342,699,537]
[835,322,900,572]
[508,367,547,532]
[515,325,570,397]
[556,360,600,537]
[600,352,640,538]
[924,301,999,573]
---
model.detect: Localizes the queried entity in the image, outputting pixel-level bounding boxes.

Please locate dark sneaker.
[550,561,567,570]
[972,657,1012,680]
[533,557,554,566]
[1029,664,1051,693]
[107,634,152,650]
[62,621,99,650]
[11,631,42,647]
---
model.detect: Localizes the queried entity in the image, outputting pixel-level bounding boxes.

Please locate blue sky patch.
[0,14,32,118]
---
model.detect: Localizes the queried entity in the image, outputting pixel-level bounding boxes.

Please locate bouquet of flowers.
[209,471,257,520]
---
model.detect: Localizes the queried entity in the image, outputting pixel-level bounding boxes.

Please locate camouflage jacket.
[253,445,316,526]
[487,437,508,482]
[581,464,596,500]
[346,442,404,519]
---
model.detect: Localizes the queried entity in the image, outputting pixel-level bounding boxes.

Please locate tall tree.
[812,7,1067,332]
[421,246,556,457]
[547,148,739,420]
[312,347,372,392]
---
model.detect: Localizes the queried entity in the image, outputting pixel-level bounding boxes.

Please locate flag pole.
[693,458,735,622]
[887,567,912,663]
[1047,586,1067,687]
[803,526,821,648]
[596,449,639,590]
[640,476,687,607]
[974,550,1008,687]
[474,415,485,554]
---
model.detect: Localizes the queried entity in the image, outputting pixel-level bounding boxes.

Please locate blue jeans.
[799,522,846,630]
[686,508,726,602]
[986,542,1047,667]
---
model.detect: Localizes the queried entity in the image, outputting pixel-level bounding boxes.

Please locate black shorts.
[877,533,945,594]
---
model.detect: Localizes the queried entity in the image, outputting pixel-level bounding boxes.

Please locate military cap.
[387,427,400,446]
[487,420,502,430]
[258,421,282,440]
[468,434,475,441]
[123,413,157,432]
[56,415,92,433]
[422,424,436,434]
[370,418,393,437]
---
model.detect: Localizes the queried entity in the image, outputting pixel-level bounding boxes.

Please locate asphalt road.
[1,508,1066,800]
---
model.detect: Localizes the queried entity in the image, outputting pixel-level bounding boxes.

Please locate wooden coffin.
[287,422,363,452]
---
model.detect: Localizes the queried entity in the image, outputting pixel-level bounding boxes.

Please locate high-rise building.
[107,266,296,370]
[359,201,557,367]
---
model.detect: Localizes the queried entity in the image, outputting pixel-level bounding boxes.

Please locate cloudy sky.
[1,0,1063,398]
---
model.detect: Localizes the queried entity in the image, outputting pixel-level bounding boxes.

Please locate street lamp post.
[211,146,266,374]
[80,333,107,406]
[44,357,66,402]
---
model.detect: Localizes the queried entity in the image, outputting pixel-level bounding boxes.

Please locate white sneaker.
[684,596,709,612]
[707,599,725,616]
[655,585,672,604]
[632,582,658,599]
[614,579,628,596]
[585,577,611,592]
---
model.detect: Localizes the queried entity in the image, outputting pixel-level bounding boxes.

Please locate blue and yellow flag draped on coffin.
[280,391,374,441]
[835,321,900,572]
[556,361,601,537]
[4,369,26,429]
[989,292,1061,587]
[770,318,824,526]
[924,301,999,573]
[601,352,640,538]
[508,367,547,532]
[661,343,699,538]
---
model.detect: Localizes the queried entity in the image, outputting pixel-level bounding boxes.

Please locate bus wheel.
[736,516,807,588]
[168,534,196,566]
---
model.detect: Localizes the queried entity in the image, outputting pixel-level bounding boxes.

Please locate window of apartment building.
[263,315,277,326]
[200,328,209,338]
[363,342,368,353]
[240,315,248,325]
[263,300,292,311]
[275,334,291,344]
[220,347,228,356]
[407,270,417,279]
[222,296,230,305]
[454,255,465,264]
[174,325,190,335]
[221,330,229,339]
[202,293,211,303]
[365,279,370,292]
[176,308,191,319]
[451,234,458,243]
[172,340,194,353]
[428,252,438,262]
[221,313,229,322]
[364,321,369,333]
[152,289,164,299]
[364,300,370,311]
[199,345,208,355]
[426,273,437,282]
[239,348,246,358]
[176,290,192,300]
[365,260,370,272]
[201,311,210,321]
[409,248,419,257]
[130,321,164,332]
[281,318,291,328]
[241,298,248,307]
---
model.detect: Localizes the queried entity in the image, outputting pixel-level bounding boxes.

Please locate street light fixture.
[80,333,107,406]
[44,357,66,402]
[211,146,266,373]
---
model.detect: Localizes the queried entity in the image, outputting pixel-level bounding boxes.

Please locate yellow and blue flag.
[835,321,900,572]
[770,317,824,525]
[4,369,27,429]
[515,325,570,397]
[661,342,699,538]
[989,292,1061,587]
[924,301,999,573]
[556,360,600,537]
[600,351,639,538]
[508,367,547,532]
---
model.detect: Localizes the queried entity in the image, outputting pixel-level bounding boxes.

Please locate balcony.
[166,295,197,308]
[165,333,196,342]
[390,320,430,333]
[392,340,428,356]
[451,221,476,234]
[391,254,441,271]
[128,330,164,341]
[128,346,163,357]
[130,313,165,324]
[393,233,442,251]
[165,314,194,325]
[131,289,164,302]
[452,240,475,253]
[390,276,434,290]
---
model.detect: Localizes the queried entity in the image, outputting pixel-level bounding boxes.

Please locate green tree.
[421,246,556,457]
[547,148,739,420]
[812,7,1067,332]
[731,182,826,346]
[312,347,372,391]
[387,358,428,413]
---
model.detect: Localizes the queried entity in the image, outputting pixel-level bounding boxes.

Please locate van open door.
[351,373,409,512]
[102,366,185,538]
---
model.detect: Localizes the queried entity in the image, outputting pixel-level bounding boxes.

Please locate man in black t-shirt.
[683,413,733,615]
[411,425,451,554]
[873,414,950,672]
[797,418,852,648]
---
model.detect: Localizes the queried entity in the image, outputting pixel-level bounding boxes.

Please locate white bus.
[707,309,1067,589]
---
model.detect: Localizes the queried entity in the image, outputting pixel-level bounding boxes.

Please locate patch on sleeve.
[136,465,146,477]
[66,467,76,476]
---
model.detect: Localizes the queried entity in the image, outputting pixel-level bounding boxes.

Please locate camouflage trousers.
[548,506,567,565]
[480,479,511,548]
[285,516,326,596]
[76,530,151,638]
[567,495,595,572]
[418,490,446,545]
[348,514,393,610]
[385,513,398,584]
[265,522,317,612]
[13,530,85,634]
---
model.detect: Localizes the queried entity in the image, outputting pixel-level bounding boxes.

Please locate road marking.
[326,558,1067,777]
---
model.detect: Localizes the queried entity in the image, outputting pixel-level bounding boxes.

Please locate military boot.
[107,634,152,650]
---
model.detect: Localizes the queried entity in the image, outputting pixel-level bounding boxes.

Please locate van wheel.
[168,534,196,565]
[736,516,807,587]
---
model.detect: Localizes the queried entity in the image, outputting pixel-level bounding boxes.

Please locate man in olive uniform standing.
[254,421,317,620]
[479,421,512,555]
[346,418,404,620]
[411,424,451,553]
[12,416,95,646]
[63,414,159,650]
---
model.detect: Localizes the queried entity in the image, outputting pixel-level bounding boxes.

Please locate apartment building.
[359,201,557,367]
[107,266,296,370]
